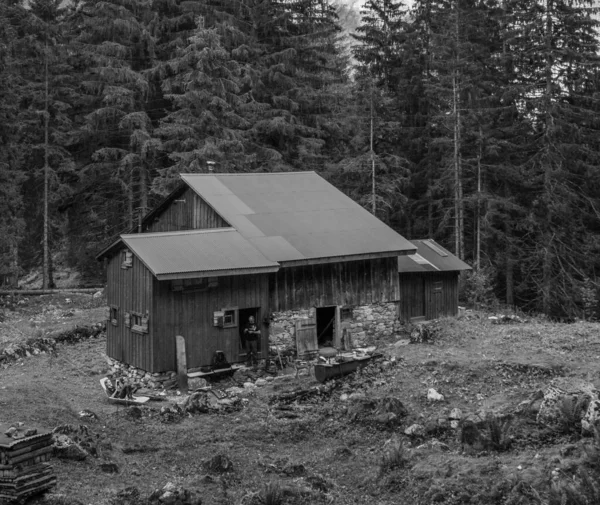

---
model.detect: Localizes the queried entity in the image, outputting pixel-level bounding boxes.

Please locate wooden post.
[334,306,341,349]
[175,335,188,393]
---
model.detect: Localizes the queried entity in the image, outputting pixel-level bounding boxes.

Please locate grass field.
[2,295,600,504]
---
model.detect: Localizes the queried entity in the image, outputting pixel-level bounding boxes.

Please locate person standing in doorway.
[243,315,261,368]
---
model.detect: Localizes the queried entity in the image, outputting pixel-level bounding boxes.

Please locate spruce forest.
[1,0,600,318]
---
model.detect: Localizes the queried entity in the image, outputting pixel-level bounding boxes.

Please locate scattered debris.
[488,314,526,324]
[181,389,241,414]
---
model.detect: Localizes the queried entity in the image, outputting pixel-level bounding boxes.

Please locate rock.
[188,378,209,390]
[78,409,99,422]
[348,392,366,401]
[226,387,245,396]
[255,378,268,387]
[53,435,88,461]
[449,408,462,420]
[147,482,201,505]
[404,424,425,437]
[340,393,349,402]
[93,291,103,299]
[449,408,462,429]
[583,398,600,434]
[243,382,256,389]
[4,426,17,437]
[427,388,444,402]
[536,379,597,431]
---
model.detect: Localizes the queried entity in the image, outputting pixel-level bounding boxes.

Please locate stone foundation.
[269,302,401,355]
[106,357,177,390]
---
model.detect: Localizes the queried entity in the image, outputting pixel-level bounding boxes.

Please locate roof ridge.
[181,171,317,177]
[121,228,236,239]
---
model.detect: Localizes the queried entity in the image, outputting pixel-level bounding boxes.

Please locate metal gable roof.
[181,172,416,264]
[398,239,472,273]
[121,229,279,280]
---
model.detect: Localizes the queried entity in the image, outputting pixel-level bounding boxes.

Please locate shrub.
[486,414,514,452]
[557,395,590,435]
[461,266,499,310]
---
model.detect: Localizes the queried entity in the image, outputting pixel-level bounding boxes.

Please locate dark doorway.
[316,306,336,347]
[239,307,261,356]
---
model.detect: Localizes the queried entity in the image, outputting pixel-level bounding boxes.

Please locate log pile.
[0,424,56,503]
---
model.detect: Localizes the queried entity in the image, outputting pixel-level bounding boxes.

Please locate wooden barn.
[397,239,471,322]
[97,172,416,373]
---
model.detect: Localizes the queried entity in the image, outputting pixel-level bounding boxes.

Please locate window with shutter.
[121,250,133,269]
[131,311,149,334]
[109,306,118,326]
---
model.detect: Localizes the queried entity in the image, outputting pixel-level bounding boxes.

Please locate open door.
[295,317,317,359]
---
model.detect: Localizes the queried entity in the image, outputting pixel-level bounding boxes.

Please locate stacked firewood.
[0,424,56,503]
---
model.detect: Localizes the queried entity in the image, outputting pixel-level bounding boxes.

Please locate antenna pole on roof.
[136,206,147,233]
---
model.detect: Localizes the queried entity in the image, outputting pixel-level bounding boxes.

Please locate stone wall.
[350,302,402,343]
[269,309,313,354]
[269,302,400,354]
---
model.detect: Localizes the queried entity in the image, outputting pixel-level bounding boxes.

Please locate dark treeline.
[1,0,599,317]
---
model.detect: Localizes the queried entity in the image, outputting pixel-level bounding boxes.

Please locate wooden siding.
[270,257,399,311]
[105,253,154,371]
[398,271,459,322]
[152,273,270,372]
[143,188,229,232]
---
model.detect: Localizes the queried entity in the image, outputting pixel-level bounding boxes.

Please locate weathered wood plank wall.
[152,273,269,371]
[398,271,459,322]
[106,254,154,371]
[144,188,229,233]
[270,257,399,311]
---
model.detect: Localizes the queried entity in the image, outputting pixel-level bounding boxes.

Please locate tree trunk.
[541,0,554,315]
[452,2,464,259]
[43,37,50,290]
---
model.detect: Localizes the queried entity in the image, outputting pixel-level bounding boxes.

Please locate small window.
[122,250,133,269]
[131,311,149,334]
[222,307,238,328]
[110,306,118,326]
[433,281,442,292]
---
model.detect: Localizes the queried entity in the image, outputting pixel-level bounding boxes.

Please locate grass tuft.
[379,440,408,475]
[261,481,285,505]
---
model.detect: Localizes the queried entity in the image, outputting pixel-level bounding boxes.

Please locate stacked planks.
[0,425,56,503]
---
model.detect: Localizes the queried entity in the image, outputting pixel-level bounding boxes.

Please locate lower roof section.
[121,229,279,280]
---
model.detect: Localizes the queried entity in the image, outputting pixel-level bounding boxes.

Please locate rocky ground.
[1,295,600,505]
